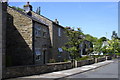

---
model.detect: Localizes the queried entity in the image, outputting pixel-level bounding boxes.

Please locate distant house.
[102,41,109,47]
[79,40,93,56]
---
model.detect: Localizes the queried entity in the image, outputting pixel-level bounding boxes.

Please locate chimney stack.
[36,7,41,15]
[23,2,32,16]
[54,19,59,24]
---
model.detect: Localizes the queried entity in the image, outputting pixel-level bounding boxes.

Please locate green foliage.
[49,59,56,63]
[93,39,102,53]
[93,37,109,53]
[85,34,98,43]
[115,53,120,56]
[75,56,90,61]
[99,37,107,42]
[64,59,69,62]
[11,6,24,12]
[105,39,120,53]
[100,38,120,55]
[62,27,84,59]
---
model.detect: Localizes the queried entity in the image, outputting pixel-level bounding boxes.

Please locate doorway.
[43,50,46,64]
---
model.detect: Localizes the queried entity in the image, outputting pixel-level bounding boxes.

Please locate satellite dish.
[24,6,30,13]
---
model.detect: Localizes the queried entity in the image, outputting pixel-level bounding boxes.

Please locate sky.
[8,2,118,39]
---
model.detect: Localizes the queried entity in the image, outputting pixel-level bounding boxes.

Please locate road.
[67,60,119,78]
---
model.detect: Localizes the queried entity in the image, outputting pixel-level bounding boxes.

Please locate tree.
[106,39,120,53]
[99,37,107,42]
[85,34,98,43]
[93,37,104,53]
[101,38,120,55]
[84,34,97,55]
[62,27,84,59]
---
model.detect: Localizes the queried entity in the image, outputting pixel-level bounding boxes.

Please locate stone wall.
[0,2,7,79]
[31,12,54,60]
[31,12,53,46]
[95,57,106,63]
[5,62,72,79]
[52,23,69,61]
[33,22,51,64]
[31,11,69,61]
[6,7,33,66]
[4,57,107,79]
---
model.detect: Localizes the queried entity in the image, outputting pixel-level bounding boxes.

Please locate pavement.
[68,60,118,78]
[7,60,115,80]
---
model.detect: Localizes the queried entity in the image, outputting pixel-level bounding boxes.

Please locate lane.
[67,60,118,78]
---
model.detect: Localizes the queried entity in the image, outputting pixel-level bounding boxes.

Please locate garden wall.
[5,57,107,79]
[95,57,106,63]
[5,62,72,79]
[77,59,95,67]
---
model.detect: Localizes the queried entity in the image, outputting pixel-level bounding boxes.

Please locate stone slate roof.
[31,11,65,29]
[8,5,65,29]
[8,6,48,27]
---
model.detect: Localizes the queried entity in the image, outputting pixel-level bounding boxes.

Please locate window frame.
[58,28,61,37]
[35,26,41,37]
[35,48,42,61]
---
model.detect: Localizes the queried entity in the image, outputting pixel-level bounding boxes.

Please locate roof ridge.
[31,11,65,28]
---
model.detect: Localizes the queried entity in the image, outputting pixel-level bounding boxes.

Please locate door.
[43,50,46,64]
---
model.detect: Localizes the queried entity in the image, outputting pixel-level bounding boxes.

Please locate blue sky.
[8,2,118,39]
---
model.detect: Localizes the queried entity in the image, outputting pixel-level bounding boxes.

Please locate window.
[35,48,42,61]
[58,48,63,52]
[43,32,47,38]
[36,55,41,61]
[35,30,41,37]
[35,26,41,37]
[43,28,47,38]
[35,26,41,30]
[58,28,61,37]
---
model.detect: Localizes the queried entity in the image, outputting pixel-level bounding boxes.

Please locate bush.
[115,53,120,56]
[76,56,90,61]
[48,59,56,63]
[92,55,104,58]
[64,59,69,62]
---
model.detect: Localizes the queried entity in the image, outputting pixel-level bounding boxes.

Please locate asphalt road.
[67,60,119,78]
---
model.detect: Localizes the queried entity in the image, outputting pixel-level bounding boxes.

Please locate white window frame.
[58,48,63,52]
[58,28,61,37]
[35,48,42,61]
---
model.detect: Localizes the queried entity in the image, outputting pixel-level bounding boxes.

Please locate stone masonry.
[6,7,33,66]
[3,3,70,67]
[0,2,7,79]
[31,11,69,61]
[6,6,52,66]
[33,21,51,64]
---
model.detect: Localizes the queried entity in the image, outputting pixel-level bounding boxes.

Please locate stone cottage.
[5,3,69,66]
[6,5,51,66]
